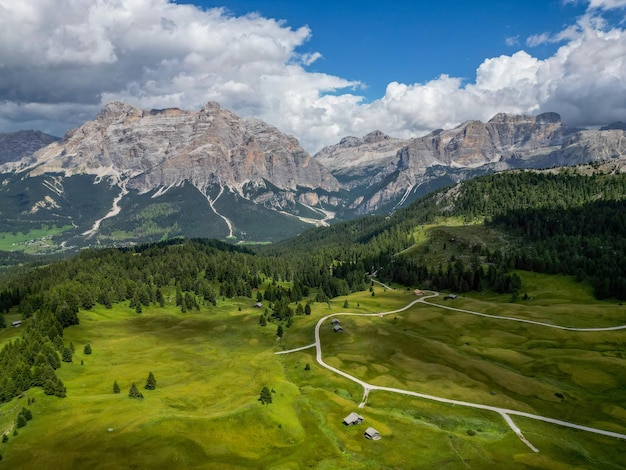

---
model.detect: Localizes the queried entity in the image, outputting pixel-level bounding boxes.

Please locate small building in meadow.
[343,412,364,426]
[333,324,343,332]
[364,427,381,440]
[331,318,340,325]
[254,302,263,308]
[11,320,22,328]
[413,289,424,296]
[444,294,457,300]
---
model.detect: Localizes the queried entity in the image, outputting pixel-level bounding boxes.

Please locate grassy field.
[0,225,72,253]
[0,274,625,468]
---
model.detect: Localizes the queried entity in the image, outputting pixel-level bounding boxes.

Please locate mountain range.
[1,102,625,249]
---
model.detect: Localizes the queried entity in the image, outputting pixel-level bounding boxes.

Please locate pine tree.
[21,408,32,421]
[276,325,284,338]
[113,381,120,394]
[145,372,156,390]
[16,414,27,428]
[258,386,272,405]
[62,347,73,363]
[84,344,92,355]
[128,382,143,399]
[156,288,165,307]
[2,434,7,443]
[304,304,311,315]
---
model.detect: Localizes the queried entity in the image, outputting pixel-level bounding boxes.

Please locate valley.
[0,273,624,469]
[2,1,626,467]
[1,107,626,469]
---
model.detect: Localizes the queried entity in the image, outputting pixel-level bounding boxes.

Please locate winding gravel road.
[277,291,626,452]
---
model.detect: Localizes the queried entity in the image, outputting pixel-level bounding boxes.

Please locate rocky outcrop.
[21,102,339,197]
[313,131,409,187]
[318,112,626,214]
[0,130,58,164]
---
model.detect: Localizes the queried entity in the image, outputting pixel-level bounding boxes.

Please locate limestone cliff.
[316,112,626,214]
[22,102,339,197]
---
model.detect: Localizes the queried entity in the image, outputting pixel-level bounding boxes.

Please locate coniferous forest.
[1,167,626,405]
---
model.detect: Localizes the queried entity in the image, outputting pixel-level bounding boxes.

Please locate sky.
[0,0,625,154]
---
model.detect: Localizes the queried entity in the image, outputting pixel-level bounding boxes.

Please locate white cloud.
[0,0,625,155]
[505,35,520,46]
[587,0,626,9]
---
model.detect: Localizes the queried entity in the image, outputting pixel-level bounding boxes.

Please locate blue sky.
[0,0,625,153]
[185,0,589,100]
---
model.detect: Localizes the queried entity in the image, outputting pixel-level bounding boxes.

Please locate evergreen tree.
[145,372,156,390]
[2,434,7,443]
[113,381,120,394]
[16,414,27,428]
[258,386,272,404]
[276,325,284,338]
[343,299,349,308]
[259,314,267,326]
[304,304,311,315]
[21,408,32,421]
[84,344,92,355]
[156,288,165,307]
[128,382,143,399]
[62,347,73,363]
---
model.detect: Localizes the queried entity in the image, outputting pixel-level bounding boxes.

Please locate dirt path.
[277,291,626,452]
[421,294,626,331]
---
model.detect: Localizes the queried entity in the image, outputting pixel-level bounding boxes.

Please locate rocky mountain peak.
[0,130,59,164]
[314,131,409,179]
[322,111,625,215]
[363,130,391,144]
[96,101,143,124]
[202,101,221,112]
[19,101,339,197]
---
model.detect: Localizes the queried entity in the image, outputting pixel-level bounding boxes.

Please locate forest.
[1,166,626,405]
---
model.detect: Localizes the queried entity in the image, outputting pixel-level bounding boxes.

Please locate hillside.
[0,229,625,467]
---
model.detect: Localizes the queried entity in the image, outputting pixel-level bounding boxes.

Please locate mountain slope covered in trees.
[2,164,626,406]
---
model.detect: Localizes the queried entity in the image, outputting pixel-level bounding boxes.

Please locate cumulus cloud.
[0,0,625,154]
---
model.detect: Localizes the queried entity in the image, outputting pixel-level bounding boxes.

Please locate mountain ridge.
[1,103,626,249]
[314,112,626,214]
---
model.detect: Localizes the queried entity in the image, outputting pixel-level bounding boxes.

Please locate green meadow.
[1,274,625,469]
[0,225,72,253]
